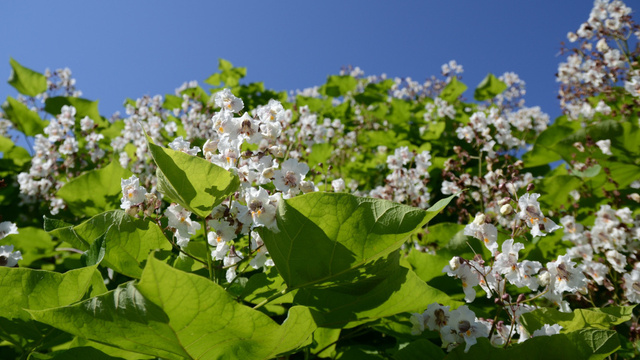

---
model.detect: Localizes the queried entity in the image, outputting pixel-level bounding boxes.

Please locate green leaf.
[30,257,317,360]
[520,306,636,333]
[405,250,452,283]
[146,135,239,218]
[354,80,395,105]
[310,327,341,358]
[44,97,106,127]
[241,267,295,306]
[47,210,171,278]
[444,330,620,360]
[28,347,126,360]
[474,73,507,101]
[1,227,55,267]
[204,59,247,88]
[573,164,602,178]
[82,231,107,266]
[8,58,47,96]
[294,251,460,328]
[0,135,31,173]
[2,96,48,136]
[56,162,133,217]
[258,193,454,289]
[439,77,467,103]
[538,174,582,208]
[324,75,358,97]
[67,337,156,360]
[43,216,73,232]
[162,94,183,110]
[394,339,445,360]
[308,142,333,167]
[0,266,98,321]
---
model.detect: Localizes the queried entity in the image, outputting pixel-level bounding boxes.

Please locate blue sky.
[1,1,594,120]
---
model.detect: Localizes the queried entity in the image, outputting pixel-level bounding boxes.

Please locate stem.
[253,288,289,310]
[478,151,484,213]
[55,247,85,255]
[488,305,503,343]
[505,287,550,306]
[314,327,370,357]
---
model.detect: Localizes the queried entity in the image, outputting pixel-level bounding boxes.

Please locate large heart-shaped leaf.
[2,96,48,136]
[56,162,133,217]
[7,58,47,96]
[258,193,454,289]
[444,329,620,360]
[146,135,239,218]
[294,251,461,328]
[47,210,171,278]
[0,265,101,321]
[520,306,635,333]
[29,257,316,360]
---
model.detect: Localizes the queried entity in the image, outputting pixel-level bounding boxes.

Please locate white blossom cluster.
[17,105,105,214]
[118,89,329,282]
[559,0,636,118]
[367,146,432,209]
[561,205,640,303]
[455,107,547,156]
[44,67,82,99]
[412,194,576,351]
[0,221,21,267]
[410,302,563,352]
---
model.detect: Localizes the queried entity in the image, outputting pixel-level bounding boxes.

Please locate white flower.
[168,136,201,156]
[58,137,79,156]
[273,158,309,192]
[244,187,279,230]
[0,245,22,267]
[443,257,481,302]
[331,178,346,192]
[532,324,563,337]
[623,269,640,303]
[79,116,94,131]
[595,139,613,156]
[120,176,148,210]
[444,305,489,353]
[249,231,273,269]
[214,88,243,113]
[207,218,236,252]
[518,193,561,237]
[464,213,499,254]
[166,204,201,242]
[224,250,243,282]
[546,254,587,295]
[0,221,18,239]
[424,303,451,331]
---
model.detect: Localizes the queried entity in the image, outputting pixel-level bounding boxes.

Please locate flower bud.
[538,270,550,287]
[473,213,486,226]
[448,256,462,271]
[500,204,513,215]
[300,181,315,193]
[629,193,640,203]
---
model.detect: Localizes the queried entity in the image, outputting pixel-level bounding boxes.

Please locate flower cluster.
[366,146,432,209]
[561,205,640,304]
[419,193,579,351]
[0,221,21,267]
[559,0,640,119]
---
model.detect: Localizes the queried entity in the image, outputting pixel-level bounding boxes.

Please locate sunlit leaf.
[146,135,239,218]
[56,162,133,217]
[30,257,316,360]
[7,58,47,96]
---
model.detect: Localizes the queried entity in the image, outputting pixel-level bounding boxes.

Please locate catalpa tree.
[1,0,640,359]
